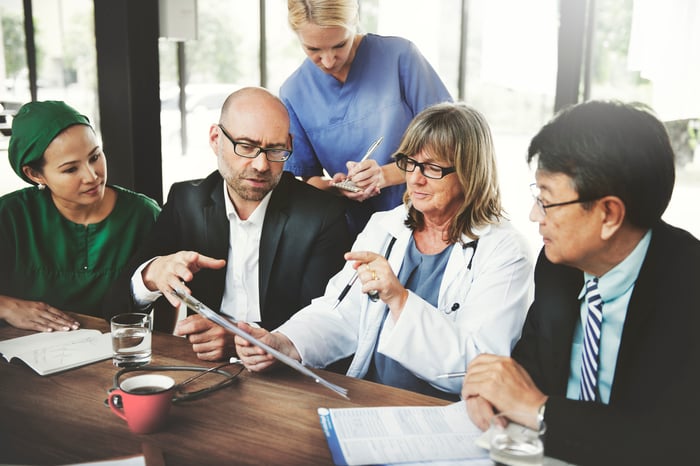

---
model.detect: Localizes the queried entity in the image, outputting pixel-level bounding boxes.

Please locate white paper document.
[63,456,146,466]
[172,289,349,398]
[0,329,112,375]
[318,400,490,465]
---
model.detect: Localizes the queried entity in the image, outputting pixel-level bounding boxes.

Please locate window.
[1,0,29,194]
[0,0,98,195]
[463,0,559,253]
[2,0,696,247]
[159,0,262,194]
[588,0,700,239]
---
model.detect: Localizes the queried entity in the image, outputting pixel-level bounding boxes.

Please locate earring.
[37,183,46,191]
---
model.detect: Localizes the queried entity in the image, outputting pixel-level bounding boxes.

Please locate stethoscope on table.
[104,359,244,408]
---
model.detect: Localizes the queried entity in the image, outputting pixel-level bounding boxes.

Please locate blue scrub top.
[280,34,453,231]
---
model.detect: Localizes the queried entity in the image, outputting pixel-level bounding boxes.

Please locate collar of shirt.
[579,229,652,302]
[222,182,273,226]
[219,182,273,322]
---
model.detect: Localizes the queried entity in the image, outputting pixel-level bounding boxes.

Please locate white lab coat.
[276,205,533,395]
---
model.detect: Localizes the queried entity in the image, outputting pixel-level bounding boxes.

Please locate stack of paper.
[317,401,491,465]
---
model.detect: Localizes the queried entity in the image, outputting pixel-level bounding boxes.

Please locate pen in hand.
[332,136,384,193]
[357,136,383,164]
[331,271,379,310]
[436,371,466,379]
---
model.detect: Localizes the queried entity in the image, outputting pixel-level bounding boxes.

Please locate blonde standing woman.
[281,0,453,235]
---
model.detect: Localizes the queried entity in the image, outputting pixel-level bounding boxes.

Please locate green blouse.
[0,185,160,317]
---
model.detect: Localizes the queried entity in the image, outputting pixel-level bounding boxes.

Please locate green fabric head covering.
[8,100,91,184]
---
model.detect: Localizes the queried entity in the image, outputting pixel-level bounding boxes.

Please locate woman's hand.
[344,251,408,316]
[234,322,301,372]
[331,158,383,202]
[0,295,80,332]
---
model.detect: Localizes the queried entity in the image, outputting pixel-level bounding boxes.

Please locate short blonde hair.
[397,102,503,243]
[287,0,359,32]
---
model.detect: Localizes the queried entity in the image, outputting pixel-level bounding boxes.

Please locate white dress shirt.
[131,183,272,323]
[219,183,271,322]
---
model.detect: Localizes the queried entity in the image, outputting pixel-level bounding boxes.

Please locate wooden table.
[0,314,450,465]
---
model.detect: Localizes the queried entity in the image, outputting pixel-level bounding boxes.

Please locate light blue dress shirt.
[566,229,652,403]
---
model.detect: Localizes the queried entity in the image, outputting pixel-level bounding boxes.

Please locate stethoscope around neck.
[445,239,478,315]
[385,235,478,315]
[463,239,478,270]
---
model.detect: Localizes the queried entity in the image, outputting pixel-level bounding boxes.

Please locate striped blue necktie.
[579,278,603,402]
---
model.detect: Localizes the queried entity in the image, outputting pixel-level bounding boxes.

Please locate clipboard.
[171,289,349,399]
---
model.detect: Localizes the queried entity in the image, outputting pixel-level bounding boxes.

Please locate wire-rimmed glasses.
[395,153,456,179]
[529,183,599,217]
[218,124,292,162]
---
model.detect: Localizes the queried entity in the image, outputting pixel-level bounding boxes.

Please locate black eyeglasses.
[529,183,599,217]
[395,154,456,179]
[218,124,292,162]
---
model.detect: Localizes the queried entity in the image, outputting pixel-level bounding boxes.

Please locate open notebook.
[0,329,112,375]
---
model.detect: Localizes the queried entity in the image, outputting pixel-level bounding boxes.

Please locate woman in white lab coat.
[235,102,533,400]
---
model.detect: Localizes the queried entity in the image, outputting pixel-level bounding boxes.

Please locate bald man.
[104,87,351,361]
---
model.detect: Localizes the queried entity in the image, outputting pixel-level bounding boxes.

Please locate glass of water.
[110,313,152,367]
[489,411,546,466]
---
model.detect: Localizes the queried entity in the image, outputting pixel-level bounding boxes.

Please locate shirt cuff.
[130,257,163,308]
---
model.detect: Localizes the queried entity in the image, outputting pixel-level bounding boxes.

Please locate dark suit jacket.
[513,221,700,465]
[103,171,351,332]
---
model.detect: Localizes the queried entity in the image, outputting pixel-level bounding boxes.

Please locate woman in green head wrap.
[0,101,160,331]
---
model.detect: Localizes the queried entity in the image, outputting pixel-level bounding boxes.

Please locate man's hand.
[142,251,226,307]
[462,354,547,426]
[0,295,80,332]
[234,322,300,372]
[465,395,497,431]
[174,314,235,361]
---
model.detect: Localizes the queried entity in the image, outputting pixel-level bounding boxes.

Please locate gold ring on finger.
[371,270,377,281]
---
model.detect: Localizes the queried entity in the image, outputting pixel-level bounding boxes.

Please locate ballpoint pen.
[332,136,384,192]
[331,235,397,310]
[358,136,384,163]
[436,371,466,379]
[331,272,379,310]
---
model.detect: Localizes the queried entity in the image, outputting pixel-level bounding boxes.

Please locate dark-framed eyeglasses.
[395,154,456,180]
[529,183,599,217]
[218,124,292,162]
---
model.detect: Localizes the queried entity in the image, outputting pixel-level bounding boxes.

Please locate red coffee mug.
[108,374,175,434]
